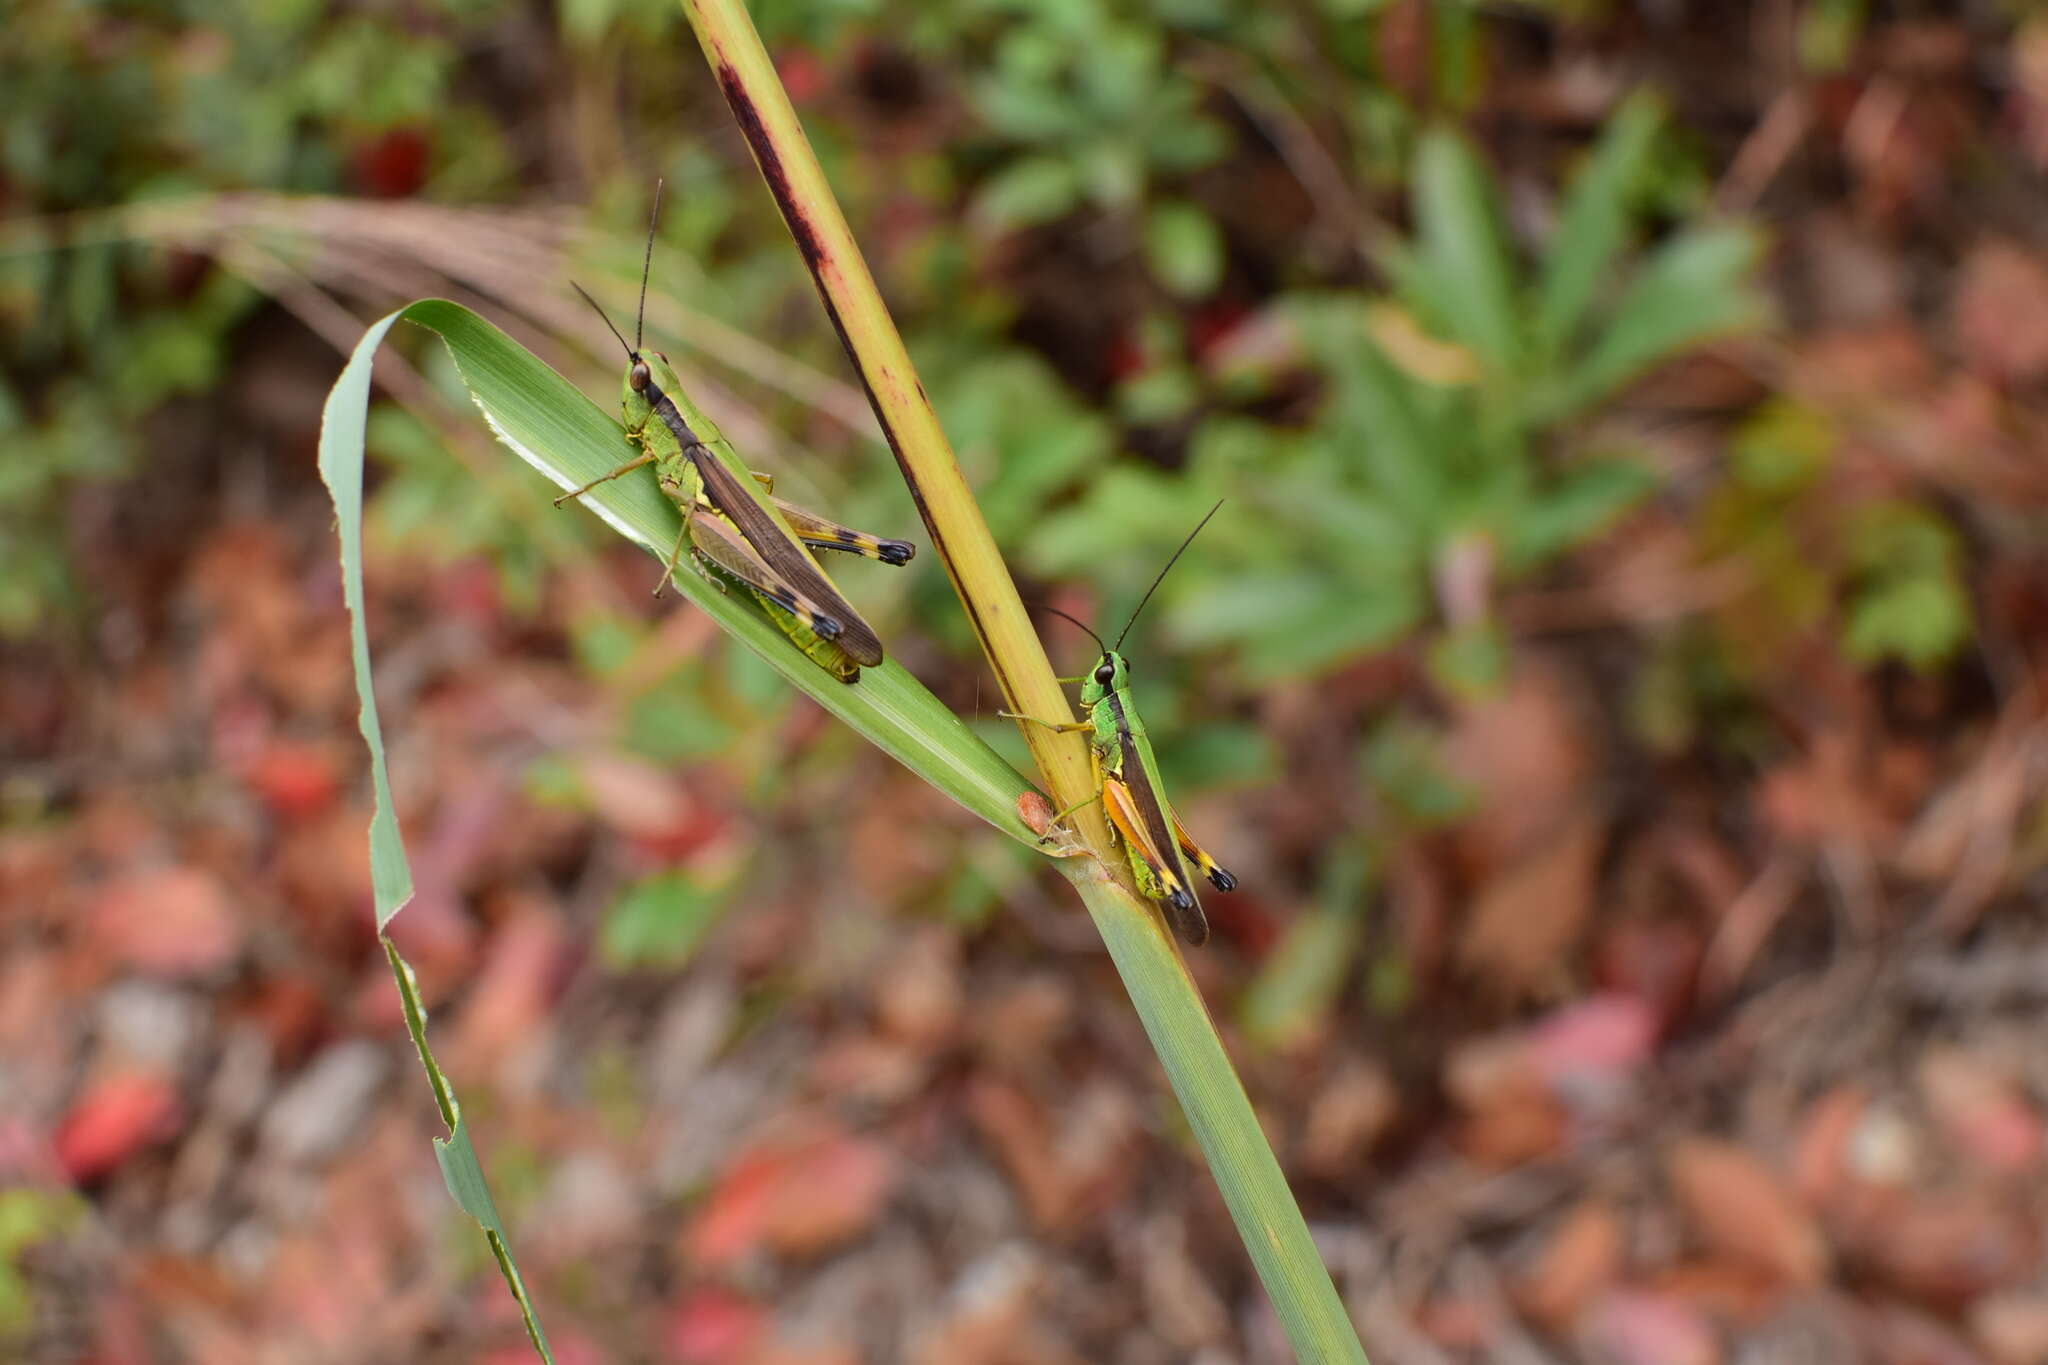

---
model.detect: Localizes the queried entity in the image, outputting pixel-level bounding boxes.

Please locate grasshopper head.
[1080,650,1130,704]
[620,349,683,430]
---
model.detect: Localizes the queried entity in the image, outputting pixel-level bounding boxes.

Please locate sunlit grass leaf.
[1502,455,1658,570]
[1559,225,1765,414]
[1170,572,1418,680]
[1843,501,1971,671]
[601,870,728,968]
[973,155,1082,233]
[1144,200,1225,298]
[1394,128,1524,375]
[319,310,416,927]
[1533,90,1663,361]
[1239,908,1361,1051]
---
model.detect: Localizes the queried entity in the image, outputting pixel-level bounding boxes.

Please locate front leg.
[553,450,655,507]
[999,710,1091,735]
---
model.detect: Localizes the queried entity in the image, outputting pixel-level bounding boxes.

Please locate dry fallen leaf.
[1299,1058,1398,1179]
[1953,240,2048,385]
[665,1287,767,1365]
[445,903,568,1081]
[909,1245,1045,1365]
[1854,1191,2039,1308]
[91,866,241,979]
[1578,1288,1721,1365]
[1441,664,1593,868]
[1791,1085,1870,1206]
[1917,1047,2044,1176]
[685,1126,900,1269]
[1666,1137,1830,1288]
[1971,1291,2048,1365]
[1459,808,1605,997]
[874,926,964,1049]
[1516,1199,1626,1330]
[1526,993,1659,1094]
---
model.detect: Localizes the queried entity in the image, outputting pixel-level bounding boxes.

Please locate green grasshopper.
[1004,503,1237,946]
[556,187,914,683]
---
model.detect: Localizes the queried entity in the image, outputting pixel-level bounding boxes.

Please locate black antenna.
[1032,602,1107,657]
[1113,498,1223,652]
[571,281,633,359]
[637,179,664,352]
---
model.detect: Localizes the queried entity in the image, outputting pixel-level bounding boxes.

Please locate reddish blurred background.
[7,2,2048,1362]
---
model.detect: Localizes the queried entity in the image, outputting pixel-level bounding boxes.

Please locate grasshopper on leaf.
[558,185,913,683]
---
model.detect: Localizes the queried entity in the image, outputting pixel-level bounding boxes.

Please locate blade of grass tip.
[320,310,555,1365]
[677,0,1108,860]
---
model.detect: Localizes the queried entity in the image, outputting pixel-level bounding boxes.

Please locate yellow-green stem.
[675,4,1370,1359]
[678,0,1111,861]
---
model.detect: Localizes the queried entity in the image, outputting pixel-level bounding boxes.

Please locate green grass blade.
[318,309,416,929]
[1067,868,1368,1362]
[320,315,554,1363]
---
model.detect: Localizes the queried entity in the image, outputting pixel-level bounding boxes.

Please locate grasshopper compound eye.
[1094,659,1117,686]
[629,361,651,391]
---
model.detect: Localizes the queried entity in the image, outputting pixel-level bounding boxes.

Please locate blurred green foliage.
[0,1187,83,1341]
[1,0,519,634]
[3,0,1979,974]
[1025,94,1762,691]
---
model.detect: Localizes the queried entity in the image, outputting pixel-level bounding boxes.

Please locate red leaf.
[56,1071,182,1182]
[241,741,340,821]
[685,1128,899,1268]
[1526,993,1659,1091]
[92,867,240,978]
[665,1287,765,1364]
[348,126,430,199]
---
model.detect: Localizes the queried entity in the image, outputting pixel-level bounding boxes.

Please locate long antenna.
[1113,498,1224,652]
[636,179,664,352]
[571,281,633,359]
[1032,602,1107,657]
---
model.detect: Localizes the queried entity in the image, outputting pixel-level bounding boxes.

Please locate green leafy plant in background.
[1842,502,1970,671]
[1031,92,1765,692]
[1694,397,1971,685]
[964,0,1231,298]
[0,0,518,636]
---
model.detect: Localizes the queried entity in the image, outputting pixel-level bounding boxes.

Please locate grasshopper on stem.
[1005,503,1238,945]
